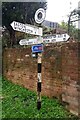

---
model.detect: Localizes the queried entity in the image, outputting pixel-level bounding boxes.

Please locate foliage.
[60,21,68,30]
[2,1,47,47]
[60,21,79,40]
[2,77,78,119]
[2,2,47,27]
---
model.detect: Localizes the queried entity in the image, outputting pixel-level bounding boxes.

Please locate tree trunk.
[9,29,15,47]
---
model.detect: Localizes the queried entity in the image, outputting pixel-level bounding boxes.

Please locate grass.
[2,77,79,119]
[0,76,2,119]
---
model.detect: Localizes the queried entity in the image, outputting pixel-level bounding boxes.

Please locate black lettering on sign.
[52,39,56,42]
[52,35,56,38]
[58,35,63,38]
[23,25,26,32]
[14,22,19,30]
[47,40,50,42]
[26,29,33,33]
[63,38,66,40]
[28,42,33,45]
[18,23,23,31]
[64,34,66,37]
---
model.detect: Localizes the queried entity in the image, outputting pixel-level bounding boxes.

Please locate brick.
[3,41,80,116]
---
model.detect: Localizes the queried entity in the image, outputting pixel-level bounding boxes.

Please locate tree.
[60,21,79,40]
[59,21,68,31]
[2,1,47,47]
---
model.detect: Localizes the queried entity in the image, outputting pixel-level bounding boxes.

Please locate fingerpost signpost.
[11,8,70,110]
[34,8,46,110]
[11,8,46,110]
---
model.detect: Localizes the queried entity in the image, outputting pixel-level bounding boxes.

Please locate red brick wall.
[3,41,80,116]
[3,44,63,98]
[61,42,80,116]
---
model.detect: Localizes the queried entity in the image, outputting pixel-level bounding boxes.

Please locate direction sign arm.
[10,21,43,36]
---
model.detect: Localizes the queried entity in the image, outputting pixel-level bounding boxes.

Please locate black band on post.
[37,82,41,92]
[38,63,42,73]
[37,101,41,110]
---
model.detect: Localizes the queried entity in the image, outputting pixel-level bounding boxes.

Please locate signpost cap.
[35,8,46,24]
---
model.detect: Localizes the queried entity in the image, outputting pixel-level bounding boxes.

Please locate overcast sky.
[45,0,80,23]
